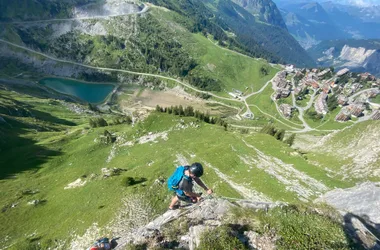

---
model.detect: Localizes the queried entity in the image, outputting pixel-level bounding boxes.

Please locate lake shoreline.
[39,77,117,104]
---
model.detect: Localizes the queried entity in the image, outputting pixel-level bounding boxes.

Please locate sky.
[273,0,380,7]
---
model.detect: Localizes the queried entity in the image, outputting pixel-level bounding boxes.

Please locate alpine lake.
[39,78,115,103]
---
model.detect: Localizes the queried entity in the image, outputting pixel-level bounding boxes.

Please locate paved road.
[1,3,149,24]
[0,39,241,106]
[348,88,379,103]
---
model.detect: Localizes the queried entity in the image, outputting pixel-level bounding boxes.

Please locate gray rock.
[316,182,380,223]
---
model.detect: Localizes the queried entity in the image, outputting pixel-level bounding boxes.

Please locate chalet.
[233,89,243,96]
[228,92,239,99]
[371,110,380,120]
[337,95,348,106]
[360,72,376,81]
[336,68,350,77]
[347,104,365,117]
[277,81,289,89]
[272,71,288,89]
[274,89,290,99]
[360,72,371,80]
[322,83,330,94]
[279,104,293,118]
[335,109,351,122]
[243,111,254,119]
[294,86,303,95]
[351,83,362,93]
[304,79,319,89]
[311,81,320,89]
[285,64,295,73]
[315,93,328,115]
[317,68,331,78]
[311,68,319,73]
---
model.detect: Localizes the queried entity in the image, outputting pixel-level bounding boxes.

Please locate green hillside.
[0,0,379,249]
[0,86,361,248]
[148,0,315,67]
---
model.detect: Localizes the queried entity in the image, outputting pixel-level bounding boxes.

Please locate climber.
[167,162,213,210]
[88,237,118,250]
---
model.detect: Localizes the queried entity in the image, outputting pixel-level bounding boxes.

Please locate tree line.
[89,116,132,128]
[260,124,296,146]
[155,105,228,130]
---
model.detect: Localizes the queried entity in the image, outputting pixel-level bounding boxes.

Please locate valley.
[0,0,379,249]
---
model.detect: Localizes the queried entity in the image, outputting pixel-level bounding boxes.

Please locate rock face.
[310,41,380,77]
[115,198,278,250]
[232,0,287,29]
[338,45,377,67]
[316,182,380,250]
[316,182,380,224]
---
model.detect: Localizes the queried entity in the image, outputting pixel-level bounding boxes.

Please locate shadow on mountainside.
[343,213,380,250]
[0,93,76,126]
[0,115,62,180]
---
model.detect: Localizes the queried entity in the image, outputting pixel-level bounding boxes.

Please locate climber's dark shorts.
[175,190,192,203]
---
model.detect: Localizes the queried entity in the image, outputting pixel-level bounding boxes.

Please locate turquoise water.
[40,78,115,103]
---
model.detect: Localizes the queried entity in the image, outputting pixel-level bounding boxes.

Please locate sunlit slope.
[0,89,356,248]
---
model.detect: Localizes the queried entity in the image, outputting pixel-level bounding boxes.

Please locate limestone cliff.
[232,0,287,29]
[309,40,380,76]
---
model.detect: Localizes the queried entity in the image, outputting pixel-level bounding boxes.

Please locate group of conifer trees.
[260,124,295,146]
[155,105,228,130]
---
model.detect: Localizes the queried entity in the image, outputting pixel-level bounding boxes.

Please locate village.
[226,64,380,127]
[269,65,380,123]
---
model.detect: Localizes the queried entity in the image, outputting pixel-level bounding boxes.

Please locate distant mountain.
[148,0,315,67]
[232,0,287,29]
[274,0,380,8]
[275,0,380,49]
[209,0,315,66]
[308,39,380,76]
[279,2,348,49]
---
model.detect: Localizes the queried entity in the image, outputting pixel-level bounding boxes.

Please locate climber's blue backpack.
[168,166,187,191]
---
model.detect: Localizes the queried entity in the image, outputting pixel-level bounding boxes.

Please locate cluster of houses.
[234,64,380,122]
[272,71,291,99]
[278,66,380,122]
[333,71,380,121]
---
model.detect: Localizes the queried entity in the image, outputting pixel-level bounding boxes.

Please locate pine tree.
[173,106,179,115]
[284,133,296,146]
[204,113,210,123]
[179,105,185,116]
[156,105,161,112]
[274,129,285,141]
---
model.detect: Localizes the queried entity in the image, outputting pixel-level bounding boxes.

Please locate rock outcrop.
[115,198,278,250]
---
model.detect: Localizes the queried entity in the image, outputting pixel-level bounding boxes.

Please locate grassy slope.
[371,95,380,104]
[305,120,380,181]
[149,8,279,98]
[0,89,358,248]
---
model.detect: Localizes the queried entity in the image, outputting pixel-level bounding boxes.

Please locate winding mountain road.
[0,39,241,106]
[1,3,149,24]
